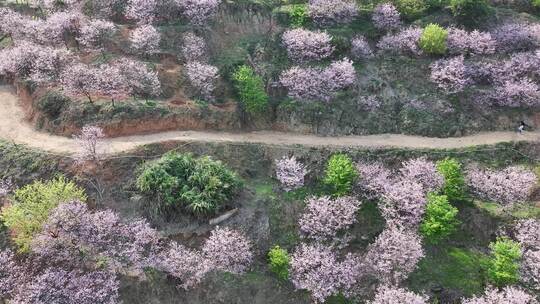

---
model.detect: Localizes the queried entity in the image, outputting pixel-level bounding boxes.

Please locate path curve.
[0,86,538,155]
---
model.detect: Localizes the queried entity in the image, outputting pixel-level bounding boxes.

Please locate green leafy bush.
[419,24,448,55]
[36,91,69,120]
[487,238,522,287]
[268,245,290,280]
[136,152,242,216]
[436,158,466,202]
[393,0,427,19]
[0,176,87,252]
[420,193,460,243]
[449,0,490,27]
[323,154,358,196]
[232,65,269,114]
[289,4,308,27]
[533,0,540,8]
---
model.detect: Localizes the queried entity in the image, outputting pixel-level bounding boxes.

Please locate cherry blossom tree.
[515,219,540,290]
[447,27,496,55]
[380,179,426,229]
[275,156,308,191]
[356,162,393,198]
[98,64,131,102]
[492,78,540,107]
[430,55,470,93]
[60,63,100,102]
[280,58,356,102]
[461,286,538,304]
[290,243,362,303]
[181,32,207,62]
[372,3,401,31]
[113,58,162,100]
[298,196,361,243]
[185,61,219,101]
[130,25,161,56]
[365,227,424,285]
[0,178,13,197]
[351,35,373,60]
[77,19,116,51]
[370,285,428,304]
[377,27,422,56]
[126,0,158,24]
[466,165,537,205]
[307,0,358,26]
[176,0,221,26]
[11,269,120,304]
[0,41,72,85]
[492,23,540,53]
[0,250,21,298]
[73,125,105,163]
[32,201,162,275]
[41,11,83,47]
[159,226,253,289]
[282,29,334,63]
[400,157,444,192]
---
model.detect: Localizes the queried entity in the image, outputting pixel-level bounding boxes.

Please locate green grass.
[474,200,540,219]
[408,247,489,297]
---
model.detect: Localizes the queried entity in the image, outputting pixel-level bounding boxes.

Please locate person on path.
[518,121,529,134]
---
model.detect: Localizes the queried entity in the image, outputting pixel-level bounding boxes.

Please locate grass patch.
[474,200,540,219]
[407,247,488,297]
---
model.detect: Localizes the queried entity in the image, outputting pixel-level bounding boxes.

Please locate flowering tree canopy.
[298,196,361,242]
[77,19,116,51]
[365,227,424,284]
[377,27,422,56]
[130,25,161,55]
[181,32,207,62]
[400,157,444,192]
[275,156,308,191]
[372,3,401,31]
[73,125,105,163]
[290,243,362,303]
[307,0,358,26]
[516,219,540,290]
[282,29,334,63]
[113,58,162,99]
[176,0,221,26]
[430,55,470,93]
[461,286,538,304]
[370,285,428,304]
[126,0,158,23]
[185,61,219,101]
[447,27,495,55]
[466,165,536,205]
[351,35,373,60]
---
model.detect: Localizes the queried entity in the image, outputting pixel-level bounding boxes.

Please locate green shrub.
[36,91,69,120]
[393,0,427,19]
[419,24,448,55]
[268,245,290,280]
[232,65,269,114]
[420,193,460,243]
[289,4,308,27]
[487,238,522,287]
[0,176,87,252]
[436,158,466,202]
[449,0,490,27]
[136,152,242,216]
[533,0,540,8]
[323,154,358,196]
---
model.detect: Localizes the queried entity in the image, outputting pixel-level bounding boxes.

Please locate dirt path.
[0,85,538,155]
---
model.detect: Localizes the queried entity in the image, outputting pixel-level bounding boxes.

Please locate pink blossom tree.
[158,243,211,289]
[492,23,540,53]
[60,63,100,102]
[32,201,161,275]
[176,0,221,26]
[447,27,496,55]
[77,19,116,51]
[181,32,207,62]
[282,29,334,63]
[97,64,131,103]
[351,35,373,60]
[308,0,358,26]
[73,125,105,163]
[126,0,158,24]
[465,165,537,205]
[380,180,426,229]
[365,227,424,285]
[280,58,356,102]
[130,25,161,56]
[400,157,444,192]
[430,55,470,93]
[113,58,162,100]
[41,11,83,47]
[275,156,308,191]
[492,78,540,107]
[377,27,422,56]
[290,243,362,303]
[185,61,219,101]
[298,196,361,242]
[0,178,13,197]
[201,226,253,274]
[515,219,540,290]
[0,250,21,298]
[372,3,401,31]
[356,162,393,198]
[370,285,428,304]
[461,286,538,304]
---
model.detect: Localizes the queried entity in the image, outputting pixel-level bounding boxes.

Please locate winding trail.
[0,85,538,155]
